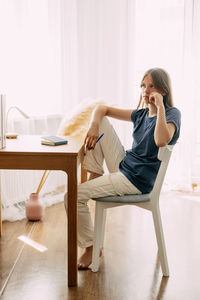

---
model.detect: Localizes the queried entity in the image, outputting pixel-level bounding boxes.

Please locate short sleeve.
[131,109,146,123]
[166,107,181,145]
[131,109,137,123]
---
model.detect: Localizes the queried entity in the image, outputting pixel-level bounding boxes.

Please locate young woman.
[64,67,181,270]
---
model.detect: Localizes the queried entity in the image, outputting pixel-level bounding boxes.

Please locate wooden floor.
[1,190,200,300]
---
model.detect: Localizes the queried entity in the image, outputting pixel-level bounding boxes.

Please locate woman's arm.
[155,105,175,147]
[84,104,133,150]
[149,93,176,147]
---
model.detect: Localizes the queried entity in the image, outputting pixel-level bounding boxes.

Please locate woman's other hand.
[84,123,99,150]
[149,92,164,108]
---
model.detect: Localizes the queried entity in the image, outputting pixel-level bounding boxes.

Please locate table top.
[0,135,85,157]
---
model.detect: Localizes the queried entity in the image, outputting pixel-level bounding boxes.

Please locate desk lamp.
[6,106,30,138]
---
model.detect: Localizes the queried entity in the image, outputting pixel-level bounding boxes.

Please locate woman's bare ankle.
[78,246,103,270]
[78,246,93,269]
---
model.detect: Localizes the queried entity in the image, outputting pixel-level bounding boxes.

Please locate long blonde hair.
[137,68,174,109]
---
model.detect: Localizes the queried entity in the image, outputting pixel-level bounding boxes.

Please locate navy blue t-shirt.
[119,107,181,193]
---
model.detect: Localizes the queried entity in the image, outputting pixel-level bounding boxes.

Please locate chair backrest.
[151,145,174,204]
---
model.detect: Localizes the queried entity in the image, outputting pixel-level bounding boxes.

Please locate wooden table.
[0,135,86,287]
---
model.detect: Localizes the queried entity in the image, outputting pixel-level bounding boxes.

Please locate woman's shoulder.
[166,106,181,114]
[131,108,148,122]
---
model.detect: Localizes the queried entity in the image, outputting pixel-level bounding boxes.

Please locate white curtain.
[61,0,198,190]
[183,0,200,190]
[0,0,200,221]
[0,0,62,115]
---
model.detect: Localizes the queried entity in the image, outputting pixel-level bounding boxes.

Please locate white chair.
[91,145,173,276]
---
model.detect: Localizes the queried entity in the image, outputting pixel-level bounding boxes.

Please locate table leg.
[0,200,2,237]
[66,158,78,287]
[0,171,2,236]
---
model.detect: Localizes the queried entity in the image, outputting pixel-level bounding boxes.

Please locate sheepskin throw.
[57,98,104,137]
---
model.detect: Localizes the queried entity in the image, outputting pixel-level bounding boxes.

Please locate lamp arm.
[6,106,30,133]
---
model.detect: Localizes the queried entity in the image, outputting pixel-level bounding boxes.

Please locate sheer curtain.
[61,0,197,190]
[0,0,62,115]
[183,0,200,191]
[0,0,200,221]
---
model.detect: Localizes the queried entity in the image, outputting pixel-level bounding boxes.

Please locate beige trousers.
[64,117,141,248]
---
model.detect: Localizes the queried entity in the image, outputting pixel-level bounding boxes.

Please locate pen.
[89,133,104,150]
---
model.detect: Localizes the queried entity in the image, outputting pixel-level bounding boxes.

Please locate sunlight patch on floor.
[18,235,47,252]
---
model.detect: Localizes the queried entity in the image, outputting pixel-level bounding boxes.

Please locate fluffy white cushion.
[57,98,105,137]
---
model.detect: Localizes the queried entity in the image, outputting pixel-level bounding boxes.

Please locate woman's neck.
[148,104,157,117]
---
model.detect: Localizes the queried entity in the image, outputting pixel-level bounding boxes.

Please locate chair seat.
[93,193,151,203]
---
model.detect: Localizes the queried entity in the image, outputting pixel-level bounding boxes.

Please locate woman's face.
[141,74,158,105]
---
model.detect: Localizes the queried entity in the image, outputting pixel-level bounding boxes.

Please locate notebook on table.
[41,135,68,146]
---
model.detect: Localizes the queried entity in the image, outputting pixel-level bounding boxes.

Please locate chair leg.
[152,206,169,277]
[91,202,105,272]
[100,209,107,248]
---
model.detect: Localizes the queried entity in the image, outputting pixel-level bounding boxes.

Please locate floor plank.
[1,191,200,299]
[0,203,67,300]
[0,219,33,295]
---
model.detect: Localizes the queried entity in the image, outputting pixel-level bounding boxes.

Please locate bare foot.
[78,246,102,270]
